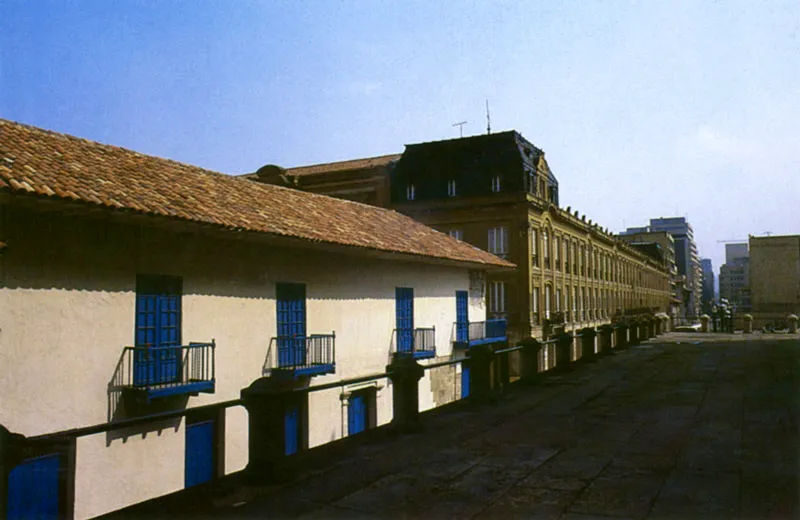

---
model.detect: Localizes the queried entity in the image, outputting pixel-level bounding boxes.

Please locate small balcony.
[118,342,216,402]
[453,319,507,348]
[394,327,436,359]
[265,333,336,377]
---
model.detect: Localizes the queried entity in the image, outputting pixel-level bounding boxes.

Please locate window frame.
[487,226,509,258]
[447,179,457,197]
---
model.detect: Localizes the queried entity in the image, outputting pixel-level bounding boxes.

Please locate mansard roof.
[0,119,513,269]
[395,130,557,183]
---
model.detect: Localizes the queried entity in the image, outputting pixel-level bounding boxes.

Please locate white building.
[0,119,513,518]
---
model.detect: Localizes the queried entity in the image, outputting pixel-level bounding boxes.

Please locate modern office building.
[719,242,750,310]
[749,235,800,327]
[701,258,715,314]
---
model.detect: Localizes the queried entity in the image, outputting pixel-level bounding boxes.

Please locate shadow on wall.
[5,205,466,299]
[106,349,187,445]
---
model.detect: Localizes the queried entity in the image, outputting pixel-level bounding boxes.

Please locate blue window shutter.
[7,454,61,519]
[276,283,307,368]
[395,288,414,353]
[185,420,215,488]
[456,290,469,342]
[135,275,182,385]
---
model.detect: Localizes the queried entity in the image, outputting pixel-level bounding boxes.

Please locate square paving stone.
[740,473,798,519]
[649,470,739,518]
[332,473,439,513]
[567,471,665,518]
[475,485,582,520]
[479,446,560,471]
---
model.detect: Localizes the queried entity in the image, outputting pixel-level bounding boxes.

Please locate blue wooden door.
[348,393,367,435]
[456,290,469,343]
[185,419,215,488]
[277,283,307,368]
[284,404,299,455]
[395,287,414,353]
[461,365,471,398]
[7,454,61,519]
[135,276,181,385]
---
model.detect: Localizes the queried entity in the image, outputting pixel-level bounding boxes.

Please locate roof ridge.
[287,152,401,171]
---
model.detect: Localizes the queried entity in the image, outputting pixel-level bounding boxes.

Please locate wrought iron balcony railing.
[453,319,507,348]
[394,327,436,359]
[265,333,336,377]
[116,342,215,401]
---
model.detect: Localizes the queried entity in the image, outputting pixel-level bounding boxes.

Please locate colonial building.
[0,119,511,518]
[250,131,672,342]
[623,217,703,317]
[749,234,800,327]
[617,230,682,317]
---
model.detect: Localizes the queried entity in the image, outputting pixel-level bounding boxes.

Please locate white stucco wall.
[0,206,487,518]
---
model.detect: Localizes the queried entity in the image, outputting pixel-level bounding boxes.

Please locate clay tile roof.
[0,119,513,269]
[286,153,402,176]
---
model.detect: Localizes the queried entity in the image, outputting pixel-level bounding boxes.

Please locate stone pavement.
[126,333,800,519]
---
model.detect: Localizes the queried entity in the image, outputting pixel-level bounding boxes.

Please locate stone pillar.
[466,344,495,403]
[652,317,660,336]
[615,323,628,349]
[496,349,511,392]
[386,354,426,430]
[597,325,613,355]
[555,332,573,371]
[700,314,710,333]
[0,425,27,520]
[519,338,541,383]
[788,314,799,334]
[743,314,753,334]
[241,377,307,481]
[662,315,670,333]
[580,327,597,361]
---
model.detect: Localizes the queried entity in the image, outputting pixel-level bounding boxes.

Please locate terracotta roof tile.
[286,153,402,176]
[0,119,513,269]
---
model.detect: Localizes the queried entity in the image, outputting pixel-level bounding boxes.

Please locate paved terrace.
[115,333,799,519]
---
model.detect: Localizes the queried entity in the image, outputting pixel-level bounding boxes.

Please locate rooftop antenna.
[486,99,491,134]
[452,121,467,138]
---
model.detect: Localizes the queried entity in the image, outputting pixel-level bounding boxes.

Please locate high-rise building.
[719,243,749,310]
[701,258,715,313]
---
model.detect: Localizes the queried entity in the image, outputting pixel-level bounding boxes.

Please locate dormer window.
[447,179,457,197]
[527,170,537,194]
[491,175,501,193]
[406,184,415,201]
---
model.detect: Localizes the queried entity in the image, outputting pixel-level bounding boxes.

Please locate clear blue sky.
[2,1,798,272]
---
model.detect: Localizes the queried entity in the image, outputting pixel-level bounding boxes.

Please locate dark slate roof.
[394,131,556,185]
[0,119,514,269]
